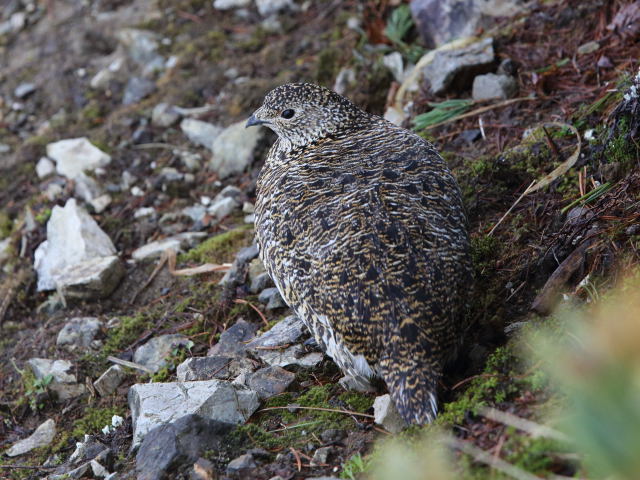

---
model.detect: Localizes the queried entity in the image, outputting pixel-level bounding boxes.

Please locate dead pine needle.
[480,407,570,443]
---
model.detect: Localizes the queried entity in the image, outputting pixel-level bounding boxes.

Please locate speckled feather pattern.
[251,83,472,424]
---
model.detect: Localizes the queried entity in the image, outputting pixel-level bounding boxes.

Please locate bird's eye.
[281,109,295,119]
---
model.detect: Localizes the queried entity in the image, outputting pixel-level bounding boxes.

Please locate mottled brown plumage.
[248,83,472,424]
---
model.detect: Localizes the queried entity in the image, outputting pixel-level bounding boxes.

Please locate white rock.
[213,0,251,9]
[36,157,55,179]
[383,52,405,83]
[131,232,206,261]
[373,394,407,434]
[180,118,222,150]
[52,255,124,299]
[133,334,191,373]
[33,199,117,292]
[56,317,103,350]
[128,380,260,447]
[44,183,64,201]
[255,0,295,16]
[207,196,240,220]
[210,120,263,179]
[5,419,56,457]
[74,172,102,203]
[46,138,111,179]
[94,365,127,397]
[134,207,156,219]
[0,238,11,264]
[151,102,181,127]
[90,194,112,214]
[27,358,77,383]
[117,28,165,77]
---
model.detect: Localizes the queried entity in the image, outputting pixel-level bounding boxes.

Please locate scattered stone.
[117,28,165,76]
[247,366,295,400]
[213,0,251,9]
[310,446,332,467]
[208,318,259,356]
[152,102,181,127]
[14,82,36,99]
[0,143,10,153]
[90,57,125,90]
[36,157,55,179]
[373,394,407,434]
[129,380,260,447]
[0,238,11,264]
[74,172,103,204]
[133,334,191,373]
[136,414,233,480]
[93,365,127,397]
[458,129,482,144]
[178,150,202,171]
[472,73,518,100]
[5,419,56,457]
[255,0,295,16]
[28,358,77,384]
[192,457,216,480]
[56,317,102,350]
[422,37,494,95]
[207,196,240,221]
[182,204,207,223]
[247,315,306,349]
[52,255,125,299]
[411,0,523,48]
[90,459,110,478]
[320,428,345,444]
[90,194,113,214]
[577,40,600,56]
[258,287,287,310]
[132,232,206,261]
[123,76,156,105]
[383,52,404,83]
[210,120,263,179]
[227,453,256,474]
[46,137,111,179]
[181,118,222,150]
[258,346,322,369]
[333,67,357,95]
[177,355,256,382]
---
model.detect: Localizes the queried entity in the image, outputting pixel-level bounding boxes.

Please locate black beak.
[246,114,267,128]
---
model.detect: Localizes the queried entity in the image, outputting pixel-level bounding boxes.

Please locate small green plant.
[25,374,53,411]
[413,99,474,131]
[341,452,369,480]
[384,5,424,63]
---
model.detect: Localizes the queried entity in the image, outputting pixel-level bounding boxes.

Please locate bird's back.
[255,116,472,424]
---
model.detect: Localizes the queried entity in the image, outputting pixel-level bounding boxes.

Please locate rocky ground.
[1,0,639,479]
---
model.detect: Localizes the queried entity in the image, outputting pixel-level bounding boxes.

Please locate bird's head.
[246,83,368,150]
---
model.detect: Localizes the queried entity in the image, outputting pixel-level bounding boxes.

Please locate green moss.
[72,406,125,438]
[179,225,253,265]
[470,234,499,275]
[338,391,374,413]
[0,211,12,238]
[102,313,154,355]
[79,100,105,127]
[35,207,52,224]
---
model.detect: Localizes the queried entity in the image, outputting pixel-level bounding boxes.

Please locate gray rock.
[411,0,524,48]
[177,150,202,171]
[177,356,232,381]
[218,244,260,287]
[373,394,407,434]
[27,358,77,384]
[255,0,295,16]
[247,366,295,400]
[250,273,272,294]
[180,118,222,150]
[472,73,518,100]
[136,414,233,480]
[90,194,113,214]
[0,238,12,265]
[213,0,251,8]
[383,52,405,83]
[90,460,110,477]
[60,435,112,478]
[5,419,56,457]
[422,37,494,95]
[208,319,259,356]
[133,334,191,373]
[132,232,206,261]
[333,67,357,96]
[577,40,600,55]
[46,137,111,179]
[182,204,207,223]
[117,28,165,76]
[246,315,306,349]
[123,77,156,105]
[74,172,103,204]
[90,57,126,90]
[258,287,287,310]
[14,82,36,99]
[256,346,322,369]
[94,365,127,397]
[207,196,240,221]
[51,255,125,299]
[151,102,181,127]
[56,317,103,350]
[226,453,256,473]
[128,380,260,447]
[210,120,263,179]
[310,446,333,467]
